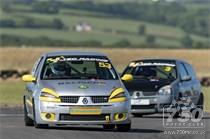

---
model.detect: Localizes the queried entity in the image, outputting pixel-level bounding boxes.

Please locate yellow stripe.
[109,88,125,99]
[40,97,61,103]
[108,97,127,103]
[41,88,59,98]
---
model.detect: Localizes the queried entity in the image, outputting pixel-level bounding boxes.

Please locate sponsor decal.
[79,84,89,89]
[47,56,109,63]
[58,81,106,85]
[129,62,176,67]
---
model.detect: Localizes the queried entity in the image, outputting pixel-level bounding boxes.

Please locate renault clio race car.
[22,51,131,131]
[121,59,203,117]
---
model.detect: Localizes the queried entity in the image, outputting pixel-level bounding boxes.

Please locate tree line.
[0,18,65,30]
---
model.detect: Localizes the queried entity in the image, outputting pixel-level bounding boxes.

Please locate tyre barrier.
[0,69,30,80]
[200,77,210,87]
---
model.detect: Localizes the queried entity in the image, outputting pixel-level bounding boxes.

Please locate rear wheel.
[32,99,48,129]
[23,96,34,126]
[116,123,131,132]
[103,124,115,130]
[190,93,204,119]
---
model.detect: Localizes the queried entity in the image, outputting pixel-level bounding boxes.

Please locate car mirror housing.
[22,74,36,82]
[121,74,133,82]
[181,75,191,82]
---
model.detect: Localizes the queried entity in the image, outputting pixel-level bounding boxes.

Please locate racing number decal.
[99,62,111,69]
[164,66,172,72]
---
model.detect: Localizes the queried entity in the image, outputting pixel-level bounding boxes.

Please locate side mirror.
[22,74,36,82]
[181,75,191,82]
[121,74,133,82]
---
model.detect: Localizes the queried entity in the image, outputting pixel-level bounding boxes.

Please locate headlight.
[158,86,171,95]
[40,88,61,103]
[108,88,127,103]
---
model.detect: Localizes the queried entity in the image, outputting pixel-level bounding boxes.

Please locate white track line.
[0,114,24,117]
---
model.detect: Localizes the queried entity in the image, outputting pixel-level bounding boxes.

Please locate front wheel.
[34,122,48,129]
[32,99,48,129]
[197,93,204,110]
[23,96,34,126]
[116,123,131,132]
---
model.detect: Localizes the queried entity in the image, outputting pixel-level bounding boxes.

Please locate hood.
[39,80,122,96]
[124,79,173,92]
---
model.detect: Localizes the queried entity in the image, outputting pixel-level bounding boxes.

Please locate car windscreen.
[40,55,118,80]
[123,61,177,81]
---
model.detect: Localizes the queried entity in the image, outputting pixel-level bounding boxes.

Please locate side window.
[32,57,43,77]
[179,63,188,78]
[185,64,196,79]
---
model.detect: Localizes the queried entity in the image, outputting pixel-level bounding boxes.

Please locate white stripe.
[0,114,24,117]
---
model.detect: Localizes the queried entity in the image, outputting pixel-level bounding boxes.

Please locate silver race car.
[22,51,131,131]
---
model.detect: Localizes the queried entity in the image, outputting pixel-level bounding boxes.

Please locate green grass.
[0,81,209,112]
[0,81,25,106]
[203,87,210,112]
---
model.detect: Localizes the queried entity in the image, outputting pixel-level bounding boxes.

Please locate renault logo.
[82,98,88,104]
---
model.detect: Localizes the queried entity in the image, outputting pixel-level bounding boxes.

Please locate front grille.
[59,114,108,121]
[60,96,79,103]
[91,96,109,103]
[132,104,156,109]
[142,92,157,96]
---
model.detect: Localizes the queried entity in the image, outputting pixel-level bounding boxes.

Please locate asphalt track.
[0,111,209,139]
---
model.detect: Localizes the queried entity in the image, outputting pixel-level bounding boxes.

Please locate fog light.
[114,113,126,121]
[45,113,51,119]
[118,113,124,119]
[41,112,55,121]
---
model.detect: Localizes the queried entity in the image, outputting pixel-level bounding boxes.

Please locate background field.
[0,47,209,76]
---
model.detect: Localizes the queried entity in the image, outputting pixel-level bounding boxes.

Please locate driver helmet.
[50,61,69,75]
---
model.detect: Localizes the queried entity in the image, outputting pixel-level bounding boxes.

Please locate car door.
[184,63,201,104]
[177,62,192,102]
[25,57,44,115]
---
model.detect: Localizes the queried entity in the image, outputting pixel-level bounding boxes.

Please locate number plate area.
[131,99,150,105]
[70,107,101,115]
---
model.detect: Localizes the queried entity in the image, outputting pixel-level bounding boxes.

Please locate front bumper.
[36,101,131,125]
[131,95,173,114]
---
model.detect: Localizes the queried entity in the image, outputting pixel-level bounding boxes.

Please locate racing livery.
[22,51,131,131]
[121,59,203,117]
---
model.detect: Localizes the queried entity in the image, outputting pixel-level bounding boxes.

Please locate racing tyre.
[116,123,131,132]
[132,113,143,117]
[32,99,48,129]
[172,112,180,118]
[34,122,48,129]
[197,93,204,110]
[23,96,34,126]
[103,124,115,130]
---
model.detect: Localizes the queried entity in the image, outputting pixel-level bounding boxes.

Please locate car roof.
[43,51,107,57]
[131,58,186,63]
